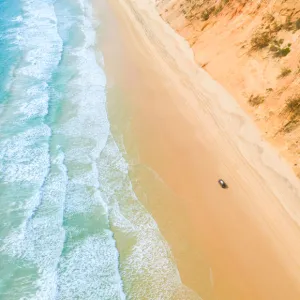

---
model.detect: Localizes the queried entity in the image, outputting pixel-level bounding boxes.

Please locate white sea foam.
[0,0,64,298]
[16,0,63,82]
[2,147,68,299]
[12,15,23,23]
[98,136,203,299]
[51,1,125,299]
[1,0,201,299]
[18,84,50,118]
[57,234,126,300]
[0,124,51,183]
[0,0,63,180]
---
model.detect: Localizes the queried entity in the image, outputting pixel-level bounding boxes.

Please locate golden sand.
[94,0,300,299]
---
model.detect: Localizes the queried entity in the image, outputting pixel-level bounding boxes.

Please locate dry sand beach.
[94,0,300,299]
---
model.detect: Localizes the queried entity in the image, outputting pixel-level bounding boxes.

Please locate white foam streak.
[98,136,202,299]
[52,1,126,299]
[57,234,125,300]
[0,125,51,183]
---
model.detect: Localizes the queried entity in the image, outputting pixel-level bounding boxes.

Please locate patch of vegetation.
[248,94,265,106]
[275,38,284,45]
[270,22,283,33]
[251,31,272,50]
[269,39,291,57]
[282,96,300,132]
[275,47,291,57]
[264,13,275,23]
[201,6,215,21]
[214,5,224,15]
[184,2,206,21]
[281,15,300,32]
[283,119,299,133]
[278,67,292,78]
[263,14,300,35]
[269,38,283,51]
[201,22,210,31]
[285,96,300,117]
[283,16,294,31]
[214,0,229,15]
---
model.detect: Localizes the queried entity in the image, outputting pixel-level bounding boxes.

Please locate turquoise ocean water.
[0,0,201,299]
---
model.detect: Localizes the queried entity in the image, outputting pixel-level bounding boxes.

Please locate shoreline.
[95,0,300,299]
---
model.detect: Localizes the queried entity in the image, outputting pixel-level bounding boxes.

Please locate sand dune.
[158,0,300,177]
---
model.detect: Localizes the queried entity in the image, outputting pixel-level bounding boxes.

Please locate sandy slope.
[157,0,300,177]
[95,0,300,299]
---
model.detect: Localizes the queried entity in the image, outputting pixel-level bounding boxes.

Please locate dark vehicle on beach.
[218,179,228,189]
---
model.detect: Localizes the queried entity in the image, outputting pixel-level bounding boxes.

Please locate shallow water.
[0,0,202,299]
